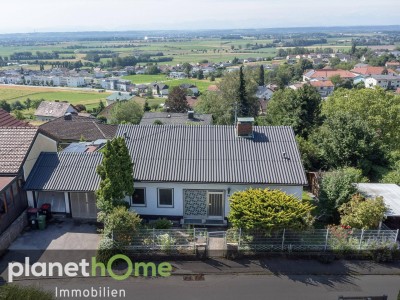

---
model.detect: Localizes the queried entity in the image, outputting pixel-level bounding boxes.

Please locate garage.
[24,152,103,220]
[69,192,97,219]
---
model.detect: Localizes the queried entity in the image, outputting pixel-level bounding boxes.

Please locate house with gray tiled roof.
[39,114,117,147]
[140,112,212,125]
[24,119,307,224]
[34,101,78,122]
[0,127,57,240]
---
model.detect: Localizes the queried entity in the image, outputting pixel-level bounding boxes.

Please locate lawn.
[0,85,111,109]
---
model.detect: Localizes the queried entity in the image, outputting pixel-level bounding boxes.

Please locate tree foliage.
[381,161,400,185]
[96,137,134,219]
[322,88,400,150]
[318,167,368,222]
[339,194,386,229]
[311,112,382,174]
[109,100,143,124]
[103,206,141,245]
[165,86,190,113]
[264,84,322,138]
[228,188,315,232]
[258,65,265,86]
[196,68,259,124]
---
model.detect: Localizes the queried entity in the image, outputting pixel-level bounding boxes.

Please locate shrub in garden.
[318,167,367,223]
[228,188,315,232]
[103,206,141,246]
[339,194,386,229]
[157,233,176,252]
[96,236,119,263]
[152,218,173,229]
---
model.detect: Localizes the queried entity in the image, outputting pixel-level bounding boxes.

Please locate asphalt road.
[14,274,400,300]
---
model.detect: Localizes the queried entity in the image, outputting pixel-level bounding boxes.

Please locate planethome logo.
[8,254,172,283]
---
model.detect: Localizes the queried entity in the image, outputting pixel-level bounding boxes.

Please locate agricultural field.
[0,85,111,110]
[122,74,216,93]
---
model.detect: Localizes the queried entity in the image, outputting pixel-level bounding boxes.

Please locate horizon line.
[1,24,400,36]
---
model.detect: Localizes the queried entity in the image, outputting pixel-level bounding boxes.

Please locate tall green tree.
[165,86,190,113]
[312,112,382,174]
[258,65,265,86]
[322,88,400,151]
[196,67,258,124]
[96,137,134,219]
[238,66,249,116]
[265,84,322,138]
[109,101,143,124]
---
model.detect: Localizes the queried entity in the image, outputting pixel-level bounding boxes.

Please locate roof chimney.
[187,111,194,120]
[236,117,254,138]
[64,113,72,121]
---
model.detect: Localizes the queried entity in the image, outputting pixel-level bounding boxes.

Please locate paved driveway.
[9,217,100,251]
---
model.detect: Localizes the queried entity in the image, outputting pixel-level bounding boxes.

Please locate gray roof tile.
[117,125,307,185]
[24,152,103,191]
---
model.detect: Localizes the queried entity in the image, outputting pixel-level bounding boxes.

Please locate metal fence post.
[324,228,329,251]
[193,228,196,254]
[281,229,286,251]
[395,229,399,242]
[359,229,364,250]
[238,228,242,250]
[152,228,155,248]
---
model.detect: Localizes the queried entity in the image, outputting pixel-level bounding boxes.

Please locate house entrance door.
[207,192,224,219]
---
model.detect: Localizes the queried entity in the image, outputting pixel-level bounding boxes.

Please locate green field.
[122,75,216,93]
[122,74,168,84]
[0,86,111,109]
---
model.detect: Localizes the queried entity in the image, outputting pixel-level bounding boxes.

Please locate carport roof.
[356,183,400,217]
[24,152,103,192]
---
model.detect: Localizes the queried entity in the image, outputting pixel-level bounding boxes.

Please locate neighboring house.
[39,114,117,147]
[356,183,400,229]
[118,121,307,225]
[0,127,57,234]
[24,152,102,219]
[62,139,107,153]
[309,80,334,98]
[256,86,274,100]
[106,92,135,106]
[289,83,306,90]
[303,69,356,82]
[34,101,78,122]
[365,75,400,90]
[140,112,213,125]
[151,83,169,97]
[256,86,274,115]
[180,84,199,96]
[0,109,32,127]
[351,66,395,77]
[169,72,187,79]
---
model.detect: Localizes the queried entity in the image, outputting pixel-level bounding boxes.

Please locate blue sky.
[0,0,399,33]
